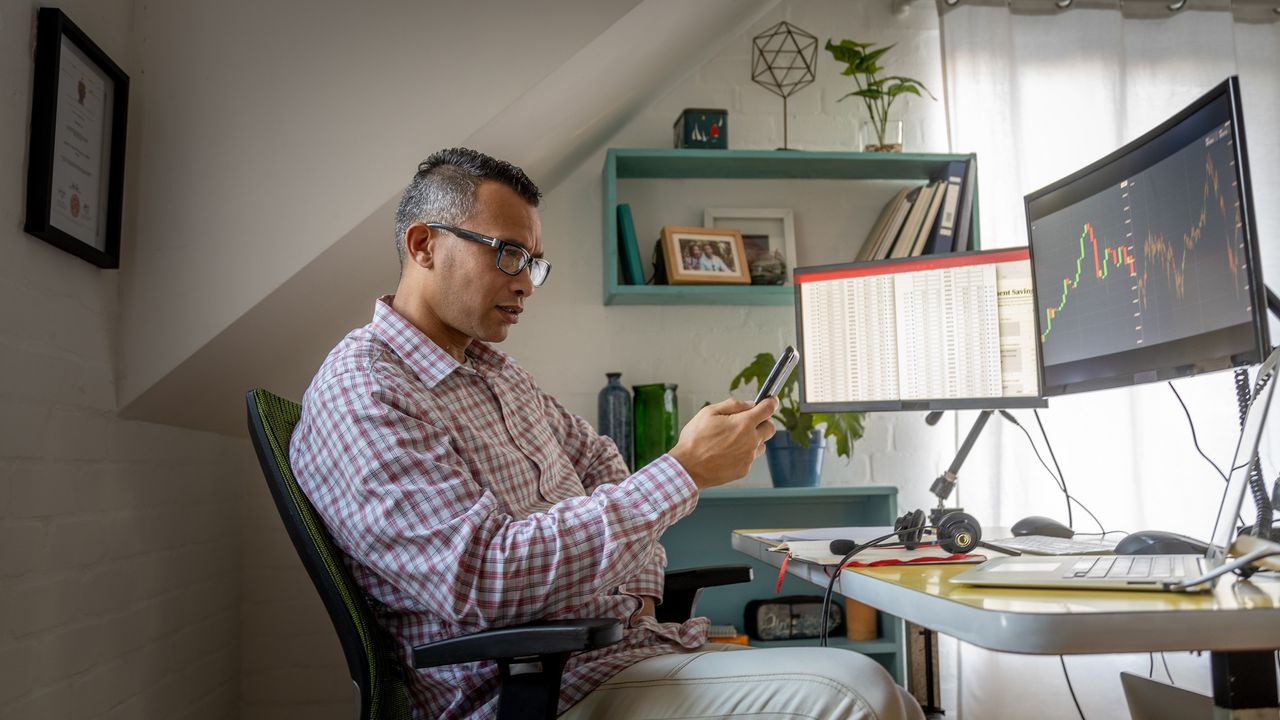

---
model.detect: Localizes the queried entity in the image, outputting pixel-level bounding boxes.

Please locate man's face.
[424,181,542,345]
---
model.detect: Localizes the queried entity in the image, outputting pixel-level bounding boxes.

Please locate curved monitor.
[1025,76,1268,397]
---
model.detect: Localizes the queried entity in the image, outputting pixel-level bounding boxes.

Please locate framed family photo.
[704,207,797,284]
[24,8,130,268]
[660,226,751,285]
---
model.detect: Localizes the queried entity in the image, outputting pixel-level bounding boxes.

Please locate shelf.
[608,284,794,306]
[700,485,899,501]
[603,148,980,306]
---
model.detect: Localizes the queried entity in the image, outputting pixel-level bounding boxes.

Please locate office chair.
[246,388,751,720]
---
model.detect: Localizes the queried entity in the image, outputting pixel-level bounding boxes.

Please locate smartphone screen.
[754,346,799,404]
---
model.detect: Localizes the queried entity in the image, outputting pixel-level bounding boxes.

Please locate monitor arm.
[924,409,1015,526]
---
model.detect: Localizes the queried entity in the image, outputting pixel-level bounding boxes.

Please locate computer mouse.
[1114,530,1211,556]
[1010,515,1074,538]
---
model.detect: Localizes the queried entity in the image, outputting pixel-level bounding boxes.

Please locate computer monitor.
[795,248,1045,412]
[1025,76,1269,396]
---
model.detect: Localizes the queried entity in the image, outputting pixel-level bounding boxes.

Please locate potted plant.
[731,352,866,487]
[825,38,935,152]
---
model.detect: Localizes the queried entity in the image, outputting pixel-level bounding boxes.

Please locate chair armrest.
[664,564,754,593]
[411,619,623,669]
[657,564,754,623]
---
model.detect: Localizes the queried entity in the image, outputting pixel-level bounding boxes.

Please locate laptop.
[1120,672,1212,720]
[951,346,1280,592]
[983,534,1119,556]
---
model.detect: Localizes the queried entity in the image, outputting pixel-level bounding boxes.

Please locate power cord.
[1003,410,1107,534]
[1034,409,1076,529]
[1168,381,1229,483]
[1161,652,1175,685]
[1059,655,1086,719]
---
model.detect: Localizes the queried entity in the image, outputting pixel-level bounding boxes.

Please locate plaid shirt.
[290,297,708,719]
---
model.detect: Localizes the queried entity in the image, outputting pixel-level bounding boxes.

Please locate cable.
[1167,381,1229,483]
[1005,410,1107,534]
[1160,653,1175,685]
[819,527,924,646]
[1147,652,1155,679]
[1034,410,1075,529]
[1235,367,1274,540]
[1060,655,1086,720]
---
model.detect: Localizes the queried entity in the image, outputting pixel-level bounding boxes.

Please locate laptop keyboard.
[1062,555,1190,580]
[988,535,1119,556]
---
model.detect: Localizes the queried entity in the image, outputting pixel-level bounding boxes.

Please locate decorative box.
[673,108,727,149]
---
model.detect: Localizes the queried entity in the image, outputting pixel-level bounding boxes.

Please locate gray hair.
[393,147,542,268]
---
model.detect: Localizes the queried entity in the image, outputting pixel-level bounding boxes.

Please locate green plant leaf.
[729,352,866,459]
[862,45,894,66]
[729,352,776,394]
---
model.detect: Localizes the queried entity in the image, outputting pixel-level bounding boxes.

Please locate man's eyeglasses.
[426,223,552,287]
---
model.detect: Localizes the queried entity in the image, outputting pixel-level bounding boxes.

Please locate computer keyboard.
[987,534,1120,556]
[1061,555,1196,580]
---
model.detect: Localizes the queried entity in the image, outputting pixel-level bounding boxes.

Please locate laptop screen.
[1207,346,1280,561]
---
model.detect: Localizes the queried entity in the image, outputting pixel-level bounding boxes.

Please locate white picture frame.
[703,207,797,284]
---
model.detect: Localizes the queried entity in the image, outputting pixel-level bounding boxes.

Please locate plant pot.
[765,429,826,488]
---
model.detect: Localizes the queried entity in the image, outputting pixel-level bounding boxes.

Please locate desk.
[733,531,1280,718]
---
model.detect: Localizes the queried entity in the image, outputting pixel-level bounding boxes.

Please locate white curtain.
[936,3,1280,718]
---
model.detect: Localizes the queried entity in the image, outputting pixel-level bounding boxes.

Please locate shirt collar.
[370,296,508,387]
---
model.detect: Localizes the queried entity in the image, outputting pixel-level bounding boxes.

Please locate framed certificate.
[24,8,130,268]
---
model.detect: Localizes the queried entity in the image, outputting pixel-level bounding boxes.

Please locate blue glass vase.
[597,373,633,470]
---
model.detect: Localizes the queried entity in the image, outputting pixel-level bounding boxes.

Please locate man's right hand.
[668,397,778,490]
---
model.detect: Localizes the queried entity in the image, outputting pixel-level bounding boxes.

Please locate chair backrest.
[245,388,411,720]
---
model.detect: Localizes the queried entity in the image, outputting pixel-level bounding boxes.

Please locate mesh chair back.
[246,389,411,720]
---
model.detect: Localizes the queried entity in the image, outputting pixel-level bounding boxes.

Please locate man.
[697,243,731,273]
[291,148,923,720]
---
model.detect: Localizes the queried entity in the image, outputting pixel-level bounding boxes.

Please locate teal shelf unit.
[659,485,905,681]
[602,148,981,306]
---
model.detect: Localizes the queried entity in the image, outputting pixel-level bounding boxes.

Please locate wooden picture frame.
[661,225,751,285]
[24,8,130,268]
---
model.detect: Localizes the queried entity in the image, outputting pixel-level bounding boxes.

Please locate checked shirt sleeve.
[297,370,698,631]
[536,386,632,494]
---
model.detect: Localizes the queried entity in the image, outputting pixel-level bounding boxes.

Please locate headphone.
[828,509,985,556]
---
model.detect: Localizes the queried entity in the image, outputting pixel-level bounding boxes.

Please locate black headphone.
[828,509,985,556]
[896,508,983,554]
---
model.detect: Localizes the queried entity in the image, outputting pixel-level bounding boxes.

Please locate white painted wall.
[0,2,249,717]
[115,0,645,410]
[506,0,954,513]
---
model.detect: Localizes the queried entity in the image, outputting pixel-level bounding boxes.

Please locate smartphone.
[754,346,800,404]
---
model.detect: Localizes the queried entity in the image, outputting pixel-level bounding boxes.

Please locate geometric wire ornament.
[751,21,817,149]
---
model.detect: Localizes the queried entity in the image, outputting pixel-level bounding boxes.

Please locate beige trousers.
[560,644,925,720]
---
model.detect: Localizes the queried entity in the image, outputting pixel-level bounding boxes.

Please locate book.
[924,160,967,255]
[908,179,947,257]
[889,182,938,258]
[617,203,644,284]
[951,157,978,253]
[871,189,915,260]
[857,186,911,262]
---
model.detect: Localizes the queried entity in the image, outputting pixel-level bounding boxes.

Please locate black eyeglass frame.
[425,222,552,287]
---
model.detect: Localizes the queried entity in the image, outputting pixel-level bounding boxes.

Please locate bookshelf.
[603,148,980,305]
[660,485,905,682]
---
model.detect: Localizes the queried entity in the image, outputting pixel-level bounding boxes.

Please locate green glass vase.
[632,383,678,469]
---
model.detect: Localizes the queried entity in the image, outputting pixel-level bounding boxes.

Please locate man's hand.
[638,596,656,619]
[668,397,777,490]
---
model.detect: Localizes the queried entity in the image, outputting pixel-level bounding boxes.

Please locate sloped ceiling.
[118,0,780,435]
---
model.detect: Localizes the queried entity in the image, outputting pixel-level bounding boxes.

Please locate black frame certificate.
[24,8,130,268]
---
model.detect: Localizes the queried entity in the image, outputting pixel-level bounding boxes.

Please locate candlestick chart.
[1030,120,1251,368]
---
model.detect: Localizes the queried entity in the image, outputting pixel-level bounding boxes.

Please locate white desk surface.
[732,530,1280,655]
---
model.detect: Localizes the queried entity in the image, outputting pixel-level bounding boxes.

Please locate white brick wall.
[1,2,246,717]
